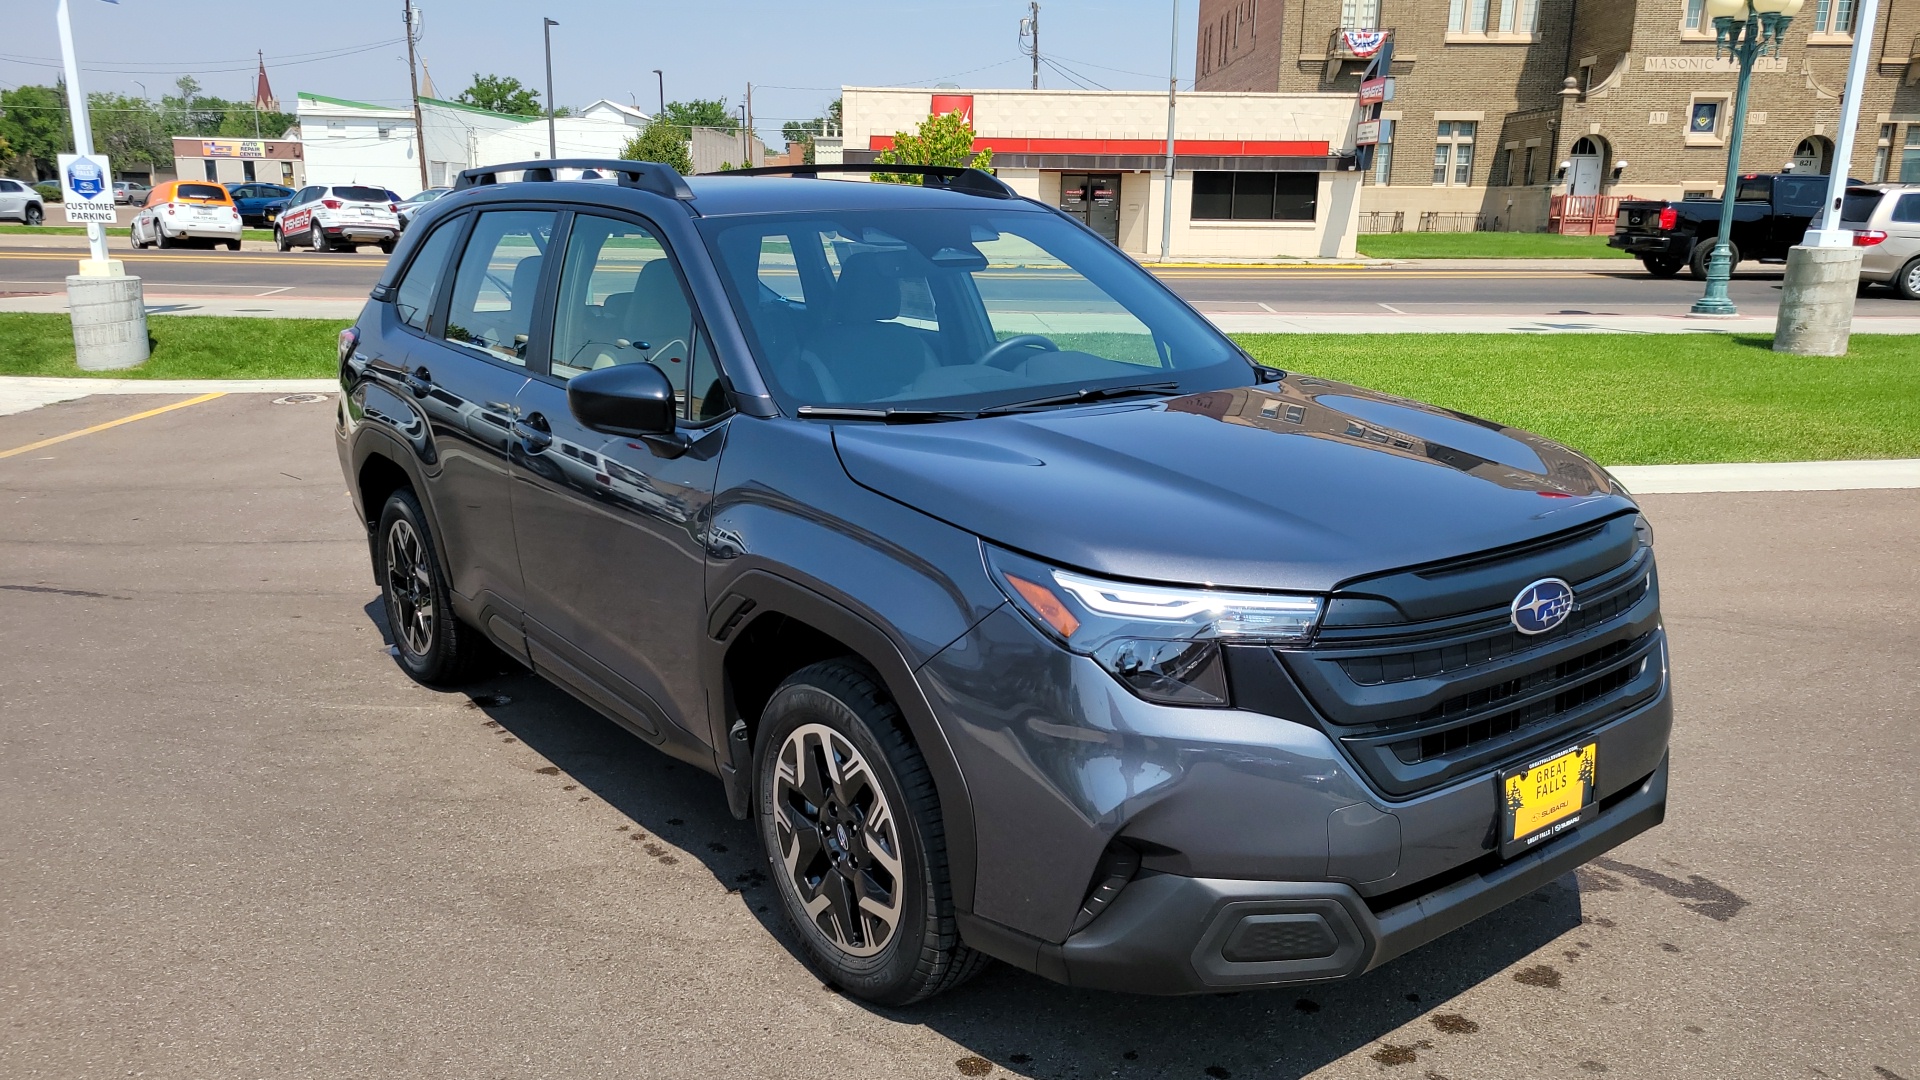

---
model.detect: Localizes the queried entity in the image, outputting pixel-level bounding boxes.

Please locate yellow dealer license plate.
[1500,743,1597,858]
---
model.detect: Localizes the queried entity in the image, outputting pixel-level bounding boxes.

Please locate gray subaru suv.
[335,159,1670,1005]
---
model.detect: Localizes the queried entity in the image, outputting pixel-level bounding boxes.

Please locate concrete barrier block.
[65,274,150,371]
[1773,245,1864,358]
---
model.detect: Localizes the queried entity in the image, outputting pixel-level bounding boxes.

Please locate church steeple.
[254,50,278,112]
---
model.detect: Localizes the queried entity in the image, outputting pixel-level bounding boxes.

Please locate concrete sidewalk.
[0,376,336,417]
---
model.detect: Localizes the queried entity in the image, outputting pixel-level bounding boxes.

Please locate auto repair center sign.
[59,154,116,224]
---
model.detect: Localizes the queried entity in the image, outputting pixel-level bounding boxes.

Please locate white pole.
[55,0,108,265]
[1158,0,1178,261]
[1803,0,1880,246]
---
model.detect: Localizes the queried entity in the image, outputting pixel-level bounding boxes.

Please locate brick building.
[1196,0,1920,231]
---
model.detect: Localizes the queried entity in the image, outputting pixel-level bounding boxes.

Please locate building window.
[1191,172,1319,221]
[1492,147,1512,186]
[1373,120,1395,185]
[1809,0,1856,34]
[242,160,256,182]
[1522,146,1535,185]
[1874,124,1894,181]
[203,159,217,181]
[1684,0,1706,28]
[1448,0,1539,34]
[1343,0,1380,26]
[1434,121,1475,186]
[1903,127,1920,184]
[1685,95,1729,145]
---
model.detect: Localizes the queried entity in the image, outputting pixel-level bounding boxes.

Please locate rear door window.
[442,210,557,367]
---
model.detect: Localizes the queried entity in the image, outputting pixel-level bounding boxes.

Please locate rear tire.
[154,224,172,249]
[1687,238,1737,281]
[379,239,396,255]
[1641,255,1685,278]
[755,659,988,1006]
[312,226,331,253]
[1891,257,1920,302]
[225,239,240,251]
[374,488,488,687]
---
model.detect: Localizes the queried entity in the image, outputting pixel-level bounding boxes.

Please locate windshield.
[333,186,390,203]
[698,206,1251,412]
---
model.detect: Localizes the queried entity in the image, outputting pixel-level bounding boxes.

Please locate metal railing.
[1548,194,1622,236]
[1359,210,1406,233]
[1418,211,1485,233]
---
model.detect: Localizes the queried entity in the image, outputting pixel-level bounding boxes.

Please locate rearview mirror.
[567,363,688,457]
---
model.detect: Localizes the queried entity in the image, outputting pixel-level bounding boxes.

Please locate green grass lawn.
[1355,233,1633,260]
[0,225,276,242]
[4,314,1913,465]
[1234,333,1920,465]
[0,313,339,381]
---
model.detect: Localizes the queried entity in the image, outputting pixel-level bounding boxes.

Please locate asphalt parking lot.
[1,392,1915,1080]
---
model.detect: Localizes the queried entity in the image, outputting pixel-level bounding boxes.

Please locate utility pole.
[403,0,427,190]
[745,83,754,166]
[1019,3,1041,89]
[1159,0,1179,260]
[653,69,664,116]
[543,18,560,159]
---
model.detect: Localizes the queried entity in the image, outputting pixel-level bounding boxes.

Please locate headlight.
[986,546,1323,707]
[1633,512,1653,549]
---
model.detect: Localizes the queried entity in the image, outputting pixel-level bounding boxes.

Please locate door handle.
[402,365,432,398]
[512,413,552,453]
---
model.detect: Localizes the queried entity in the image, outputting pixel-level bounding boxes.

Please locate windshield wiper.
[795,405,978,423]
[980,380,1184,415]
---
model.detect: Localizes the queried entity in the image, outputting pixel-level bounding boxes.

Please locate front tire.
[755,660,986,1005]
[374,489,485,687]
[1895,257,1920,302]
[24,204,43,226]
[274,224,291,252]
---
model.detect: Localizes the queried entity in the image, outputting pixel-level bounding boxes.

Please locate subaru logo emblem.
[1511,578,1574,635]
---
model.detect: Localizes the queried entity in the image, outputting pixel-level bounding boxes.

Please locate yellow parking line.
[0,392,227,460]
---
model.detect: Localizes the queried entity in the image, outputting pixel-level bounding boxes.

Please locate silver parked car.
[1841,184,1920,300]
[0,178,45,225]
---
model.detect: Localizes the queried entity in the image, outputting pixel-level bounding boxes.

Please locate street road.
[3,243,1915,318]
[0,393,1914,1079]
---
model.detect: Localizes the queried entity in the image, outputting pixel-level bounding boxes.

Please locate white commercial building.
[839,87,1363,259]
[296,92,543,195]
[474,115,649,169]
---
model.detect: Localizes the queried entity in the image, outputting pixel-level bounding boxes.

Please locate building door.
[1567,137,1603,197]
[1058,173,1122,244]
[1792,137,1832,175]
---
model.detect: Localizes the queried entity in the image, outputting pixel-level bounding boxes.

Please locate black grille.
[1280,515,1664,798]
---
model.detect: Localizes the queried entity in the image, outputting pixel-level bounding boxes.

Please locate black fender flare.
[704,568,979,913]
[347,424,454,589]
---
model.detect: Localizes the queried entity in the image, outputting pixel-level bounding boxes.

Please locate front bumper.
[921,602,1672,994]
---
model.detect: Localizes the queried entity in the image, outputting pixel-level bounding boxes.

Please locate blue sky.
[5,0,1201,145]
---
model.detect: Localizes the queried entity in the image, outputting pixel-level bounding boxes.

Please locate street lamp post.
[653,69,664,116]
[542,17,560,159]
[1690,0,1804,316]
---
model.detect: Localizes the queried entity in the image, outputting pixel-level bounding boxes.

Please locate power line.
[0,39,405,77]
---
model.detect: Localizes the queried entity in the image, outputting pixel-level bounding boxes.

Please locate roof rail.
[726,163,1018,200]
[453,159,694,201]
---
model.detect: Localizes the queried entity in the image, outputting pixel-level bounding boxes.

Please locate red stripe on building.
[865,136,1331,156]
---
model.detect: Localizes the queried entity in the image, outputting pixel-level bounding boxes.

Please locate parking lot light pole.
[1690,0,1801,317]
[543,18,559,159]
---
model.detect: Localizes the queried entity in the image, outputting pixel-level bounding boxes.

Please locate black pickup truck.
[1609,172,1846,279]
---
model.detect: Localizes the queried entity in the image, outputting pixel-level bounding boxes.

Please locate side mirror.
[566,362,690,458]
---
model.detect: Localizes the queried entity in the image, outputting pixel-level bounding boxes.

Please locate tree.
[457,74,542,116]
[874,110,992,183]
[782,98,841,164]
[0,84,71,178]
[88,93,172,170]
[621,118,693,175]
[658,98,736,134]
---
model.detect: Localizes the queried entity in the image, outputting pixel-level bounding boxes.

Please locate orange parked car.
[130,180,243,250]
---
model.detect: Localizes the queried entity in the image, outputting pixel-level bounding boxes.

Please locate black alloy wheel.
[373,489,487,686]
[754,660,987,1005]
[1688,238,1737,281]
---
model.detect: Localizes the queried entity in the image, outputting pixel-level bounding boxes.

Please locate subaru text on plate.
[335,159,1672,1005]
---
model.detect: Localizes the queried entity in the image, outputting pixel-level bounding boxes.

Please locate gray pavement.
[0,393,1916,1080]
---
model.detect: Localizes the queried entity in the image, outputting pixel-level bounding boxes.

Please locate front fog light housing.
[987,546,1323,707]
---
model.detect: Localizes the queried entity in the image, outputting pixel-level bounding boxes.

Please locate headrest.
[509,255,544,304]
[830,252,908,323]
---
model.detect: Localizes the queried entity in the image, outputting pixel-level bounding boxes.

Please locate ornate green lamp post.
[1690,0,1803,316]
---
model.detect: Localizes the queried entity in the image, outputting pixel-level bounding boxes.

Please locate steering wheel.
[980,334,1060,371]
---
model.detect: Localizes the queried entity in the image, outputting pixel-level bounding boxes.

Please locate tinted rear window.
[332,186,390,203]
[176,184,227,201]
[1841,190,1884,222]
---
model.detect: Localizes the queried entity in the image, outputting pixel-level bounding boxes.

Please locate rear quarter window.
[1893,194,1920,224]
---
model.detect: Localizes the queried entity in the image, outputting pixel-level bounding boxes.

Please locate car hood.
[831,376,1634,592]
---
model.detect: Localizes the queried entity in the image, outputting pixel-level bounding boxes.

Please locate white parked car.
[274,184,400,253]
[129,181,243,250]
[0,178,45,226]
